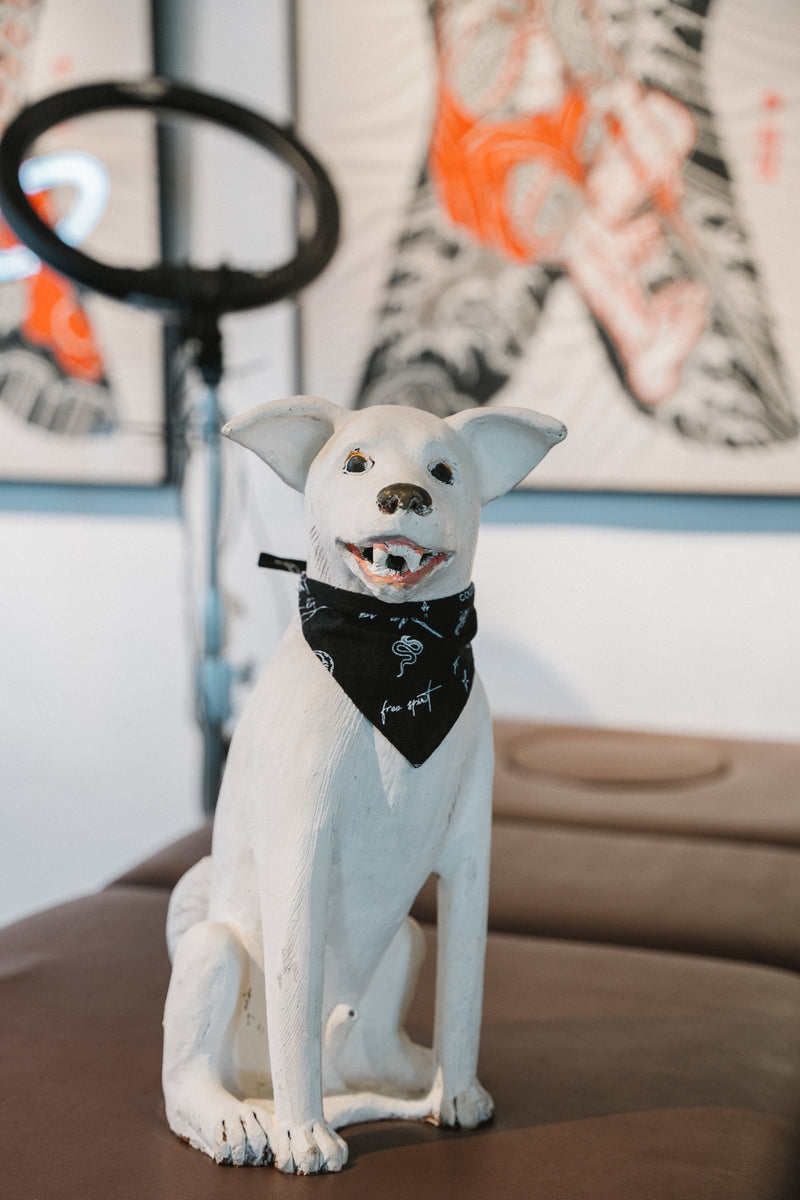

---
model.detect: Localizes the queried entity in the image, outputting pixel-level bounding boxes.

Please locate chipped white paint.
[162,397,565,1174]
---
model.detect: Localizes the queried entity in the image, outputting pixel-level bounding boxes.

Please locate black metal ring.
[0,78,339,316]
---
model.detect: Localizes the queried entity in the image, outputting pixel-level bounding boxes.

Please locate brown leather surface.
[508,726,729,786]
[494,721,800,845]
[113,739,800,973]
[2,885,799,1199]
[113,823,214,889]
[412,818,800,971]
[115,817,800,973]
[115,724,800,898]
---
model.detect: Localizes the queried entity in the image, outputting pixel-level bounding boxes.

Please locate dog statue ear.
[222,395,346,492]
[446,406,567,505]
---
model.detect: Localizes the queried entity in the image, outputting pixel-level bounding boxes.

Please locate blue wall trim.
[0,483,181,518]
[483,489,800,533]
[2,482,799,533]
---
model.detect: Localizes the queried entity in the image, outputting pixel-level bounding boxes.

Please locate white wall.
[0,0,298,928]
[474,521,800,742]
[1,508,202,927]
[2,0,798,929]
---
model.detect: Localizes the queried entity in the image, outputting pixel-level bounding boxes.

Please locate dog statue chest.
[329,700,476,893]
[213,619,474,911]
[269,622,474,864]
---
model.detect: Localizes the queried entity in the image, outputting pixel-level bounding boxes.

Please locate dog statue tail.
[165,857,212,961]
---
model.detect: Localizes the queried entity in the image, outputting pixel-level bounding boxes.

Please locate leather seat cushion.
[412,818,800,971]
[493,721,800,845]
[2,885,799,1199]
[115,802,800,973]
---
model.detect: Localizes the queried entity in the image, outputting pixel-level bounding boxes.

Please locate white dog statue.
[162,396,566,1174]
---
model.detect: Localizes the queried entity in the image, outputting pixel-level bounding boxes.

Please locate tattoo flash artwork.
[0,2,115,439]
[354,0,798,450]
[0,0,166,484]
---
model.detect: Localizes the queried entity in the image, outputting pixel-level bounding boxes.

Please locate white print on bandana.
[390,614,443,638]
[381,681,442,726]
[392,635,424,677]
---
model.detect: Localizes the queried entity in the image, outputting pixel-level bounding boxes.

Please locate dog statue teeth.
[162,395,566,1175]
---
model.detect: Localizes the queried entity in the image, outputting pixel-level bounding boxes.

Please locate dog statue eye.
[429,460,454,485]
[344,450,374,474]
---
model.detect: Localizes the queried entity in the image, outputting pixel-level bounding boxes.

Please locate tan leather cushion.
[412,817,800,971]
[113,823,213,889]
[116,817,800,972]
[494,721,800,844]
[117,724,800,874]
[2,886,799,1199]
[114,717,800,971]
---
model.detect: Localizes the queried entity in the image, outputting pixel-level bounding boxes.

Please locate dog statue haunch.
[162,396,566,1174]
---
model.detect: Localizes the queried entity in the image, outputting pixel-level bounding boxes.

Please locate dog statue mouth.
[342,537,449,588]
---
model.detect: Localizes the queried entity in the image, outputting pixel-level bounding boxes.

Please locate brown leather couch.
[3,721,800,1199]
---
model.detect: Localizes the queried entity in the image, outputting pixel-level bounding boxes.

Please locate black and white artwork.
[296,0,800,493]
[0,0,166,485]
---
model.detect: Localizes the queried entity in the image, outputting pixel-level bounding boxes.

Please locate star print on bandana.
[298,574,477,767]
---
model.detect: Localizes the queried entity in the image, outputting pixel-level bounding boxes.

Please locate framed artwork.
[0,0,167,485]
[295,0,800,493]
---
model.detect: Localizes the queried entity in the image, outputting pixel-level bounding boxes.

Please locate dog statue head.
[223,397,565,604]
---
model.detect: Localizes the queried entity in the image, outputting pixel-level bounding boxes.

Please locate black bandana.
[297,574,477,767]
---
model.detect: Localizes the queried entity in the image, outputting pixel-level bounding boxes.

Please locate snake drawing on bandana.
[355,0,797,448]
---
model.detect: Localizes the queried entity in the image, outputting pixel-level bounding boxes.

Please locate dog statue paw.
[426,1070,496,1129]
[162,396,565,1173]
[272,1119,349,1176]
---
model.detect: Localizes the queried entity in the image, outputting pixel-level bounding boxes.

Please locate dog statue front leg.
[427,854,494,1130]
[428,741,495,1130]
[259,819,349,1175]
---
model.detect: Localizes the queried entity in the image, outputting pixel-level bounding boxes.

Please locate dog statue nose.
[376,483,433,516]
